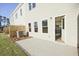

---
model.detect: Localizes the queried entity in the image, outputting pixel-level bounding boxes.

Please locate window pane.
[42,20,47,26]
[34,22,38,28]
[28,23,31,32]
[34,22,38,32]
[42,20,48,33]
[42,27,48,33]
[34,28,38,32]
[32,3,36,8]
[29,28,31,32]
[28,3,31,10]
[15,13,17,19]
[20,9,22,16]
[29,23,31,27]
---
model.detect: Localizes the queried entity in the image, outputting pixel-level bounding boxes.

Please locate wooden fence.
[3,25,26,38]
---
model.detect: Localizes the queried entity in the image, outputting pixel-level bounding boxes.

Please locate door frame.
[55,15,65,42]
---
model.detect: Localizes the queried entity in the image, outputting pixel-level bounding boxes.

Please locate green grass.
[0,33,27,56]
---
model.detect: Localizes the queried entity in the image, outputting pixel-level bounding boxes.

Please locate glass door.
[55,16,64,42]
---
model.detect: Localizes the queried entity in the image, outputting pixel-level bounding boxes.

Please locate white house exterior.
[10,3,79,47]
[10,3,27,26]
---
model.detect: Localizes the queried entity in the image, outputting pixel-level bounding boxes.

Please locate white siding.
[26,3,78,47]
[10,3,79,47]
[10,3,27,26]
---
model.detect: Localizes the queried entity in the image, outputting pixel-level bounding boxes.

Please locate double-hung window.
[20,9,22,16]
[28,3,36,10]
[15,13,17,19]
[32,3,36,8]
[28,23,31,32]
[34,22,38,32]
[42,20,48,33]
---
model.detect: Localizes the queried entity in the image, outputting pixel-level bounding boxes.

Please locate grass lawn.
[0,33,27,56]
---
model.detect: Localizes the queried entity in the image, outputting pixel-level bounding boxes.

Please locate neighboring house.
[10,3,27,26]
[10,3,79,47]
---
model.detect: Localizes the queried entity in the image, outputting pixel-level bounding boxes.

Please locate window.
[34,22,38,32]
[28,3,36,10]
[20,9,22,16]
[42,20,48,33]
[15,13,17,19]
[28,23,31,32]
[32,3,36,8]
[29,3,31,10]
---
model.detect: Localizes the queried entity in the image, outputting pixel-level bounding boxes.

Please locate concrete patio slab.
[16,38,78,56]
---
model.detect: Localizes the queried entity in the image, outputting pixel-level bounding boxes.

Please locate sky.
[0,3,18,18]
